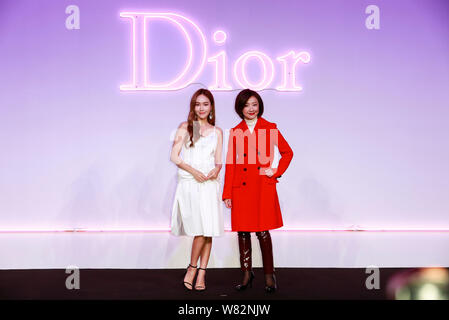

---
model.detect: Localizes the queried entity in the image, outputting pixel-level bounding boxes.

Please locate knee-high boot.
[256,230,277,293]
[235,231,255,290]
[238,231,252,271]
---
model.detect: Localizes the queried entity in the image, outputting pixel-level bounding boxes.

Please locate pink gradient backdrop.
[0,0,448,231]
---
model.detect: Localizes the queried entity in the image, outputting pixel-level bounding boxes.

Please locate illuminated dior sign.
[120,12,311,91]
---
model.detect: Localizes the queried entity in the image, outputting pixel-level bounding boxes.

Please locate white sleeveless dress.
[171,127,224,237]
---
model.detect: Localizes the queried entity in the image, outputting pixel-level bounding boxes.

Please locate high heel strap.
[195,267,207,291]
[183,264,198,291]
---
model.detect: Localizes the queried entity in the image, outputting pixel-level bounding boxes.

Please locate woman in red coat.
[222,89,294,293]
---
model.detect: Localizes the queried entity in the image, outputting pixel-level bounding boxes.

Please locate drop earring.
[209,113,212,120]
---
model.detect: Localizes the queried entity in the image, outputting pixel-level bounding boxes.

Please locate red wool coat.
[222,117,294,231]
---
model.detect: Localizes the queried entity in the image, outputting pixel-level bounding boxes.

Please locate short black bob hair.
[234,89,264,119]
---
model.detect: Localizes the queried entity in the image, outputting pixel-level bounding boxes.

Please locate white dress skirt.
[171,127,224,237]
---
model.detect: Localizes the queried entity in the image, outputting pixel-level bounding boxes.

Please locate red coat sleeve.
[222,128,236,201]
[272,126,294,179]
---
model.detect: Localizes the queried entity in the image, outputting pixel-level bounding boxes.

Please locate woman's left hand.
[206,167,220,180]
[264,168,274,177]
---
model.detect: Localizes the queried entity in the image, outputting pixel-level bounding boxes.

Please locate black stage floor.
[0,267,419,300]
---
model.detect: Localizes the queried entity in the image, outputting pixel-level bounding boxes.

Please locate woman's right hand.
[192,169,208,183]
[224,199,232,209]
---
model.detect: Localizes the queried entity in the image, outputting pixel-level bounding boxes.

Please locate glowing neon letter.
[233,51,275,91]
[276,51,311,91]
[208,51,232,91]
[120,12,207,91]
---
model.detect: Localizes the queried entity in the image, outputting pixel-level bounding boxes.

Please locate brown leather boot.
[235,231,255,291]
[256,230,277,293]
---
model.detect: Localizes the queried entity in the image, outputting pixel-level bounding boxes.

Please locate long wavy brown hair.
[186,88,216,148]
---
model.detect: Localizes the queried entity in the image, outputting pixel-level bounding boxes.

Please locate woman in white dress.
[170,88,224,291]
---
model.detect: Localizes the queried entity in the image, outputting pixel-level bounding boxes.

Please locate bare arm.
[170,122,206,180]
[206,127,223,179]
[215,127,223,168]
